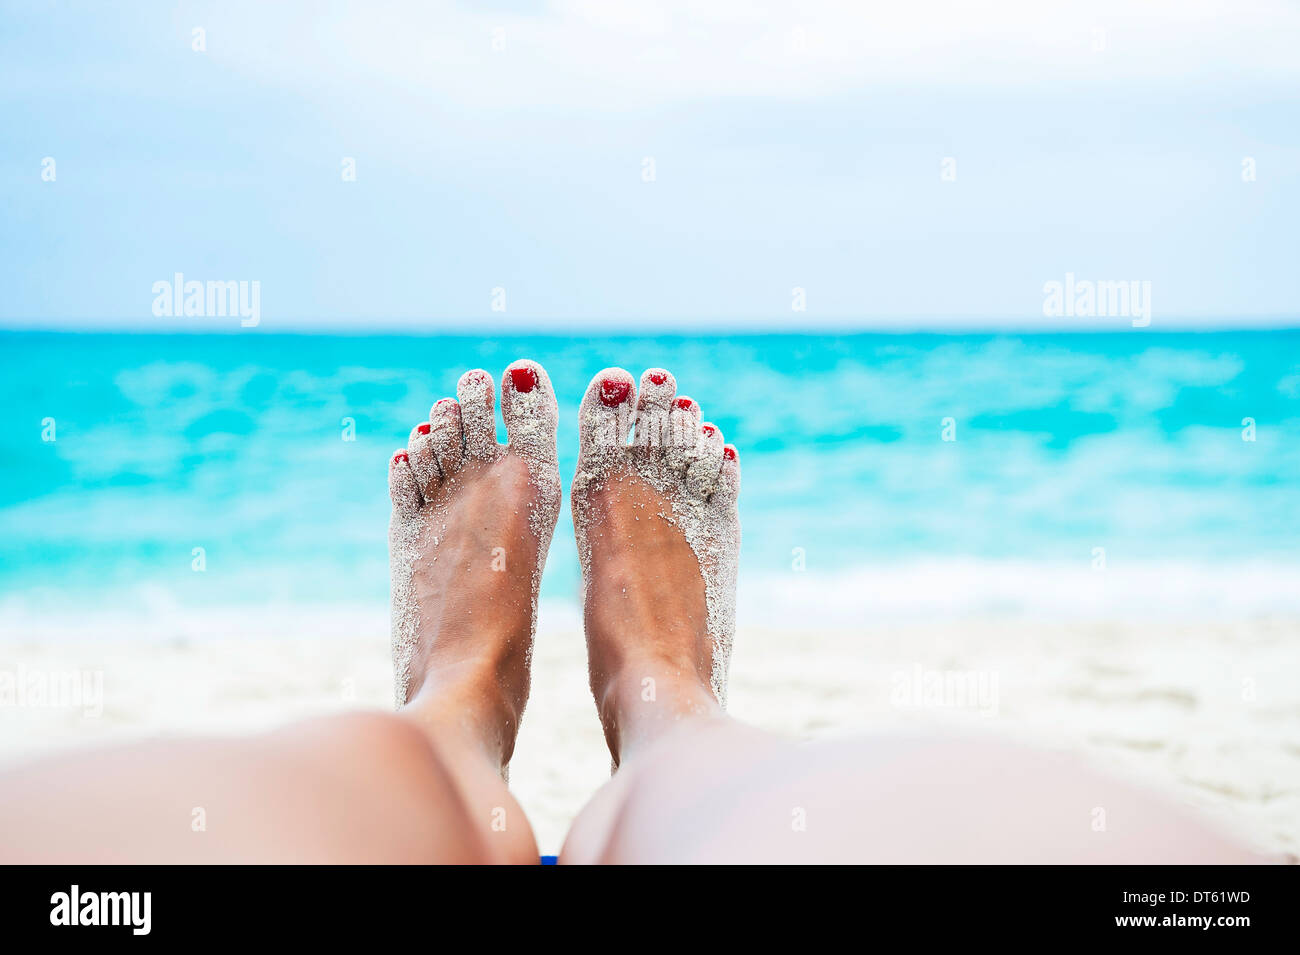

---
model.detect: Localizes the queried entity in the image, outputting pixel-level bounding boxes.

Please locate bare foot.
[571,367,741,766]
[387,360,560,776]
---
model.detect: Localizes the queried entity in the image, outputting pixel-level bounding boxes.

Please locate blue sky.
[2,0,1298,330]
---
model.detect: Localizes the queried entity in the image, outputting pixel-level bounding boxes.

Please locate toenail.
[674,397,692,410]
[417,423,431,435]
[510,366,538,393]
[648,372,668,386]
[702,424,716,437]
[394,451,409,464]
[724,446,737,461]
[599,378,632,407]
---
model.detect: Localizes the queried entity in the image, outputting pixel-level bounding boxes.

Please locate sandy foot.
[387,360,561,769]
[570,367,741,762]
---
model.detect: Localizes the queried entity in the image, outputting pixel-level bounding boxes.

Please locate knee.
[277,711,491,863]
[322,711,439,767]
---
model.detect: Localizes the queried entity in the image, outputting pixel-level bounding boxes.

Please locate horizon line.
[2,317,1299,336]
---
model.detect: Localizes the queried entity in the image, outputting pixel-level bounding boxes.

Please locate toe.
[664,394,702,475]
[428,397,464,478]
[633,368,676,451]
[456,369,498,460]
[501,359,558,461]
[578,367,636,459]
[715,443,741,502]
[685,421,726,498]
[407,422,440,497]
[388,449,421,516]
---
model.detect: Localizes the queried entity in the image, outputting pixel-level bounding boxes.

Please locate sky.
[2,0,1298,331]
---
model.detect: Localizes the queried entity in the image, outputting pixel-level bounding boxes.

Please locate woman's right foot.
[571,368,741,766]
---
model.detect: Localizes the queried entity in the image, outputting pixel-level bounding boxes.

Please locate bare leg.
[562,367,1259,864]
[0,711,516,863]
[566,721,1260,864]
[0,362,561,864]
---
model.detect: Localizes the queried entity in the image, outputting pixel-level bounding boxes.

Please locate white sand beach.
[2,596,1296,859]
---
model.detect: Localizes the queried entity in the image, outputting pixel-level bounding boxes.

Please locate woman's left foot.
[387,361,561,773]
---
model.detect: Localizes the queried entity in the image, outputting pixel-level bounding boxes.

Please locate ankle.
[403,662,525,770]
[596,662,720,765]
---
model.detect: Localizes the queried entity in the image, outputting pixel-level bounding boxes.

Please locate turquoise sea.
[2,331,1299,619]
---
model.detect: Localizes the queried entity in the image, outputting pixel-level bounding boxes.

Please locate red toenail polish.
[394,452,409,464]
[599,378,632,407]
[674,397,692,410]
[648,372,668,386]
[510,366,538,393]
[417,422,431,435]
[724,446,737,461]
[702,424,716,437]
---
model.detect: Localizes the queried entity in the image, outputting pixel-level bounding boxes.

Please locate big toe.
[578,367,636,462]
[501,359,558,463]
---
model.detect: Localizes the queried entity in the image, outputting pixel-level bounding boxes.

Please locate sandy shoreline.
[2,602,1297,858]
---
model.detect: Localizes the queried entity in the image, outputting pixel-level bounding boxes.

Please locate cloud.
[206,0,1300,109]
